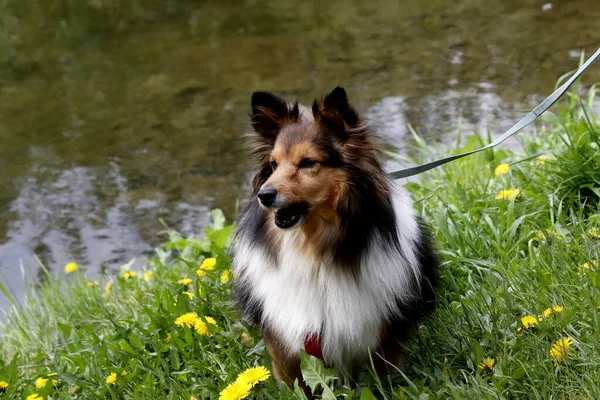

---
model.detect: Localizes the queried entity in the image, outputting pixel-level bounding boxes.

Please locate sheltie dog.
[232,87,437,388]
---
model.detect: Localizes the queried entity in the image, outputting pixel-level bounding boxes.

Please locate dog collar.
[304,333,323,360]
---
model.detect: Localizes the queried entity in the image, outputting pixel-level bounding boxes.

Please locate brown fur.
[264,332,313,397]
[265,125,348,257]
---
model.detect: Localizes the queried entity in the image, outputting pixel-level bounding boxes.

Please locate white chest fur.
[233,183,422,368]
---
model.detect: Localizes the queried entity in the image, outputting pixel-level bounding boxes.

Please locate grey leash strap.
[389,47,600,180]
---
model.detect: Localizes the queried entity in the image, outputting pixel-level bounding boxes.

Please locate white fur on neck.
[233,182,421,369]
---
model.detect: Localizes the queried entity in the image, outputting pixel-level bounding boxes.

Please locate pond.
[1,0,599,309]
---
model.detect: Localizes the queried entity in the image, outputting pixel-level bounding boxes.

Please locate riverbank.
[1,86,599,399]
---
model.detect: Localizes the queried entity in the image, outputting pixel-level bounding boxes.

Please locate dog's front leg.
[264,332,313,398]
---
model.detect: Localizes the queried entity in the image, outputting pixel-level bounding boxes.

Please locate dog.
[232,87,437,389]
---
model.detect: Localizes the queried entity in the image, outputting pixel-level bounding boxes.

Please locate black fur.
[311,87,359,138]
[387,222,438,343]
[233,276,264,327]
[334,164,400,268]
[250,92,289,138]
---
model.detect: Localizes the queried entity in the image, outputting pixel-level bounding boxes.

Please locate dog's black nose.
[257,188,277,207]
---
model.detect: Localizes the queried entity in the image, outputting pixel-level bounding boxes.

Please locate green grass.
[1,84,600,399]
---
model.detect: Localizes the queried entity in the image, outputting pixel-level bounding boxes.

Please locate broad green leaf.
[294,379,310,400]
[300,350,336,400]
[210,209,226,230]
[207,225,234,250]
[119,258,136,272]
[278,380,309,400]
[360,387,377,400]
[277,383,297,399]
[57,322,73,338]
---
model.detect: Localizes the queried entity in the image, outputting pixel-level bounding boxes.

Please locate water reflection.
[1,0,599,308]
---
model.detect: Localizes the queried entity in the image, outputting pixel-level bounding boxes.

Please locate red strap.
[304,333,323,360]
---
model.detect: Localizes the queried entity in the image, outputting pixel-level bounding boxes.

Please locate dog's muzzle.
[273,203,310,229]
[257,188,310,229]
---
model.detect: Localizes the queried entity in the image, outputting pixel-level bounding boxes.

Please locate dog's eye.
[270,161,277,170]
[298,158,316,168]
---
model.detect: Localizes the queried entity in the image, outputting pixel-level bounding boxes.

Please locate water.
[1,0,599,309]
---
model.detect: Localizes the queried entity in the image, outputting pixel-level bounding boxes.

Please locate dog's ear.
[312,87,359,140]
[250,91,299,139]
[248,92,299,182]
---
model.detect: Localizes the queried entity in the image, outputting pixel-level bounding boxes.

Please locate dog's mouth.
[274,203,310,229]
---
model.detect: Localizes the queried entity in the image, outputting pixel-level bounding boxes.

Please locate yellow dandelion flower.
[35,378,48,388]
[200,257,217,270]
[106,372,117,385]
[219,381,251,400]
[235,366,271,387]
[192,317,216,335]
[240,332,251,344]
[194,319,208,335]
[579,261,598,275]
[0,381,8,391]
[105,280,112,295]
[494,163,510,176]
[495,189,520,200]
[536,229,562,240]
[478,357,495,371]
[26,394,42,400]
[220,270,231,283]
[538,154,552,165]
[191,397,198,400]
[521,315,538,329]
[123,271,137,280]
[64,262,78,273]
[196,269,206,277]
[589,231,599,239]
[121,370,128,376]
[583,261,597,270]
[175,312,199,328]
[178,278,192,286]
[88,280,99,287]
[166,333,172,342]
[182,291,195,300]
[144,271,154,281]
[550,337,574,362]
[538,305,564,320]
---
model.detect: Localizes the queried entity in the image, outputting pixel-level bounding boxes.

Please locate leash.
[389,47,600,180]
